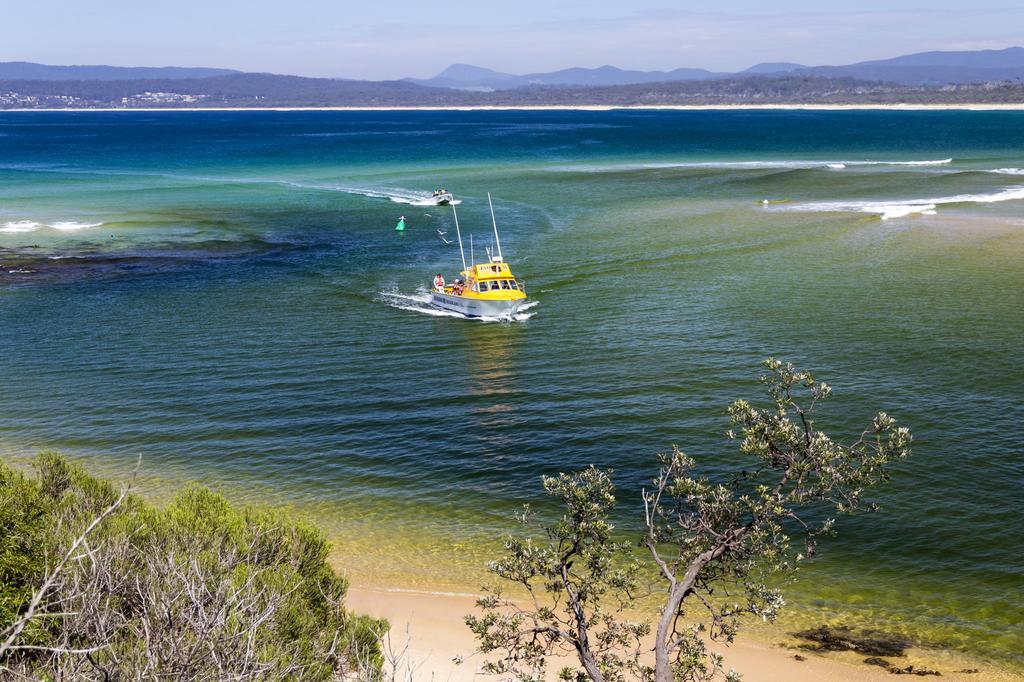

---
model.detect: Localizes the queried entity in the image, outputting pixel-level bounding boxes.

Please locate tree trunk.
[577,642,604,682]
[654,582,686,682]
[568,582,603,682]
[652,530,750,682]
[560,552,604,682]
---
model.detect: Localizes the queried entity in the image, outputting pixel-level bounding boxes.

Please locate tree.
[469,359,912,681]
[466,468,650,682]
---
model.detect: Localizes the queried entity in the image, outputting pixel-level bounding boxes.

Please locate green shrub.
[0,453,387,680]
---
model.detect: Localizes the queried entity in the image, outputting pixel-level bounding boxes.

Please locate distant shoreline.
[3,103,1024,112]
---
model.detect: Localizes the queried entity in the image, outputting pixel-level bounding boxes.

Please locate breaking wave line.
[776,186,1024,220]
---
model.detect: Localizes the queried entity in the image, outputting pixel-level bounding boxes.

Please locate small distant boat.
[430,189,454,206]
[430,193,527,319]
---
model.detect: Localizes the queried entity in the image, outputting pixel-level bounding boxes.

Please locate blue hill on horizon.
[407,47,1024,90]
[3,47,1023,89]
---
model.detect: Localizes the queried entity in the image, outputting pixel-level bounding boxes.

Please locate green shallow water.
[1,110,1022,667]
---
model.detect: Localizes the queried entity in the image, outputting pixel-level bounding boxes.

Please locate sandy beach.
[346,586,1019,682]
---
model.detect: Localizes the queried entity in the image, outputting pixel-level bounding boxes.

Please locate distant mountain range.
[407,47,1024,90]
[2,47,1022,91]
[2,48,1024,109]
[406,64,725,90]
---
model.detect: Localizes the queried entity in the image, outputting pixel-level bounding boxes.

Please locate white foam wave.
[875,158,953,166]
[380,289,534,322]
[555,158,953,173]
[875,204,937,220]
[1,220,103,233]
[50,221,103,231]
[781,186,1024,220]
[1,221,41,233]
[990,168,1024,175]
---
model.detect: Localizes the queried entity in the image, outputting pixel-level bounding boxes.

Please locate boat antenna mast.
[451,197,468,274]
[487,192,503,261]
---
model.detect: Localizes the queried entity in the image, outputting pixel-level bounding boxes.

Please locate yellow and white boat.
[430,194,527,319]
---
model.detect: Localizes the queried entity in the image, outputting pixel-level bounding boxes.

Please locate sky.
[2,1,1022,79]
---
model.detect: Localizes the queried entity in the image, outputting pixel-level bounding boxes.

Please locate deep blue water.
[1,110,1022,664]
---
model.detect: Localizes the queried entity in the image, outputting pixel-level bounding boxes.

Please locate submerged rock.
[793,626,910,657]
[863,657,942,676]
[865,657,893,668]
[890,664,941,676]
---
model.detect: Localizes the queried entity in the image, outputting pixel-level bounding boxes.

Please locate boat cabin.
[463,259,524,295]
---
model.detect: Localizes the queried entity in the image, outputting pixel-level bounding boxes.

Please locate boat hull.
[430,292,526,318]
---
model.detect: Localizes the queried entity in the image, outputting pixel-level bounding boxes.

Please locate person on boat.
[453,279,464,295]
[433,273,445,290]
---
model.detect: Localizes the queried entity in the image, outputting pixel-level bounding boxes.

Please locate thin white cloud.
[245,6,1024,78]
[3,5,1021,78]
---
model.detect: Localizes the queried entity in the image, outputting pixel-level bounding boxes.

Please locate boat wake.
[775,185,1024,220]
[379,288,535,322]
[0,166,465,210]
[338,187,462,207]
[282,182,461,206]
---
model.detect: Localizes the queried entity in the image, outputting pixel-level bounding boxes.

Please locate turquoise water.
[1,110,1022,665]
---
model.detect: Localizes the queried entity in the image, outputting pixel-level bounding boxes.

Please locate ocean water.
[1,110,1022,666]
